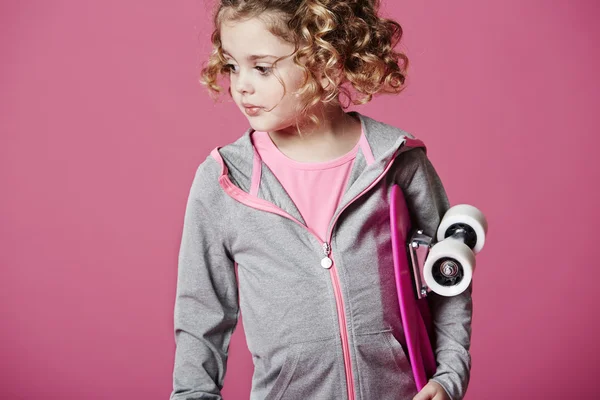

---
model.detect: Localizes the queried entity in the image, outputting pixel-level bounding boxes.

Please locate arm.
[170,160,240,400]
[394,147,473,400]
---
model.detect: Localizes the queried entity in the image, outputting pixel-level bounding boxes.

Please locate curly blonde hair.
[200,0,409,130]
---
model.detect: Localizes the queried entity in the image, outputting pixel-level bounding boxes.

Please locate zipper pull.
[321,242,333,269]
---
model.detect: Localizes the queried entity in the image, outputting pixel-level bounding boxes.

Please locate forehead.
[219,16,294,59]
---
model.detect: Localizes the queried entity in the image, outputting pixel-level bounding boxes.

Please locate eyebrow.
[222,49,279,60]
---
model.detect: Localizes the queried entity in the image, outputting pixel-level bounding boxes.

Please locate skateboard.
[389,184,488,391]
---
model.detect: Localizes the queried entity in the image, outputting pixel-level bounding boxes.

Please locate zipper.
[214,141,405,400]
[318,145,403,400]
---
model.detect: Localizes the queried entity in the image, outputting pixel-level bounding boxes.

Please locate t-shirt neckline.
[255,129,363,170]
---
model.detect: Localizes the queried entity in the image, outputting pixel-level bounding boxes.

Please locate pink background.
[1,0,598,399]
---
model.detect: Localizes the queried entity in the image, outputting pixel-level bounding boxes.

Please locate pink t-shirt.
[251,130,362,243]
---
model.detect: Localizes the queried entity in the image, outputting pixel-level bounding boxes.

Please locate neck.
[268,106,355,146]
[266,106,362,163]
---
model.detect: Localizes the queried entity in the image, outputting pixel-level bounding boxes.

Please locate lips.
[242,103,262,116]
[244,106,261,116]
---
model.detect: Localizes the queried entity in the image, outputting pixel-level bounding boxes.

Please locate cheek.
[257,78,285,103]
[283,70,308,101]
[274,74,301,101]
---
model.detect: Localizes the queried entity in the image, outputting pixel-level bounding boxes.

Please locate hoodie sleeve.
[394,147,473,400]
[170,160,240,400]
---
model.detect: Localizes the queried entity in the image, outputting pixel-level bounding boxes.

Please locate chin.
[245,112,289,133]
[247,119,269,132]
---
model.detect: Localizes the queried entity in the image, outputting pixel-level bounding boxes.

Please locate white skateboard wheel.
[423,237,474,297]
[437,204,488,254]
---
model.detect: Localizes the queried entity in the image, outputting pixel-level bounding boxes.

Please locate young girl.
[170,1,473,400]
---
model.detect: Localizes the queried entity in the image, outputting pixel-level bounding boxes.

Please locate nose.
[234,69,254,95]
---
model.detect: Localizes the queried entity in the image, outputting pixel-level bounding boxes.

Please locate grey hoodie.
[170,111,473,400]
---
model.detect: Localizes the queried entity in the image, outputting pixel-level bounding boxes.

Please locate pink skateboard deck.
[390,184,437,391]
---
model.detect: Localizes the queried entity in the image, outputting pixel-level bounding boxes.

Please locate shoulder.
[393,146,429,183]
[193,154,221,185]
[187,154,226,206]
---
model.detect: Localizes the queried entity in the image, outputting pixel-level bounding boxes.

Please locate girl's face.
[219,16,311,133]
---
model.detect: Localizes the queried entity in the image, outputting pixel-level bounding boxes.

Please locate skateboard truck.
[407,229,434,300]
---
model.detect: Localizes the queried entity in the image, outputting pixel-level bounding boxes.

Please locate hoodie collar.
[211,111,425,226]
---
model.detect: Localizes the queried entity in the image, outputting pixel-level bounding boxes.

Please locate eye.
[222,64,272,77]
[255,66,272,76]
[223,64,238,74]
